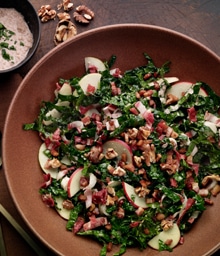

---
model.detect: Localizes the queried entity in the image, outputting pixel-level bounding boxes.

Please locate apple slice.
[166,81,208,99]
[38,143,58,179]
[148,223,180,250]
[38,143,71,179]
[122,182,148,209]
[85,57,106,72]
[78,73,102,94]
[149,77,179,87]
[55,197,71,220]
[67,167,83,197]
[58,82,72,96]
[204,121,217,134]
[102,139,133,164]
[108,180,121,187]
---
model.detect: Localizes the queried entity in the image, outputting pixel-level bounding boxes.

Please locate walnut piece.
[38,5,57,23]
[166,93,179,105]
[105,148,118,160]
[54,19,77,45]
[58,0,74,12]
[57,12,71,21]
[73,5,94,24]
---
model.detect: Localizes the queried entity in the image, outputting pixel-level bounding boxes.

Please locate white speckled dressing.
[0,8,33,70]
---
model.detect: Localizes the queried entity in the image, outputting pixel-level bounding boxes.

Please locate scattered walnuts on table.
[38,1,95,45]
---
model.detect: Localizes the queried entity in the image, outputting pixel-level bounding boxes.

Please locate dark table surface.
[0,0,219,255]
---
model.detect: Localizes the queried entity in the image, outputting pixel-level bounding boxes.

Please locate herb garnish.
[0,22,16,61]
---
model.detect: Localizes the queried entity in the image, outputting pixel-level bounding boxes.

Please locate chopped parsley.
[0,22,17,61]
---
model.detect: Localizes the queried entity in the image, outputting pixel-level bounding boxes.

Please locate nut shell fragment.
[54,19,77,45]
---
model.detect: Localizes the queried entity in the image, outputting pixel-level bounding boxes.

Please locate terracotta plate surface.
[3,24,220,256]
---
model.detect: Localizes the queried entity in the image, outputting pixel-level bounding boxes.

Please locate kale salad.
[24,54,220,255]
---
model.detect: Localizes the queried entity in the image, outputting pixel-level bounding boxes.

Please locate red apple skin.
[122,182,148,209]
[67,167,83,198]
[103,139,133,164]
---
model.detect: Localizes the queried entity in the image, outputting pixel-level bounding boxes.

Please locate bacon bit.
[106,242,113,252]
[156,120,168,136]
[177,198,195,225]
[165,239,173,246]
[78,194,87,202]
[83,216,108,231]
[79,105,93,115]
[143,110,154,127]
[73,216,85,234]
[81,116,91,126]
[92,188,107,205]
[91,112,101,121]
[187,107,197,122]
[41,173,52,188]
[204,198,213,205]
[135,207,145,216]
[130,221,140,228]
[130,107,139,115]
[52,128,61,142]
[143,73,151,80]
[185,131,193,138]
[135,101,146,114]
[110,68,122,78]
[41,193,55,207]
[95,121,103,134]
[87,64,98,73]
[116,207,125,219]
[179,236,184,245]
[170,177,178,187]
[87,84,96,94]
[50,148,59,157]
[144,228,150,235]
[110,81,121,96]
[80,176,89,187]
[106,119,119,131]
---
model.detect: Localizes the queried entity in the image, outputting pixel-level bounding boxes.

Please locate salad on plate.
[24,54,220,255]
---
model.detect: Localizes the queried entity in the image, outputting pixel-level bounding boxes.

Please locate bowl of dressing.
[0,0,40,73]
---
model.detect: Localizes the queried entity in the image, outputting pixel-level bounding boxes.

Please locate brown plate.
[3,24,220,256]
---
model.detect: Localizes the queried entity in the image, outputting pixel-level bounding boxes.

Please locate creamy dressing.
[0,8,33,70]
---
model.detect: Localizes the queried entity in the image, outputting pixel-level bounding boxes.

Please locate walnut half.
[73,5,94,24]
[54,19,77,45]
